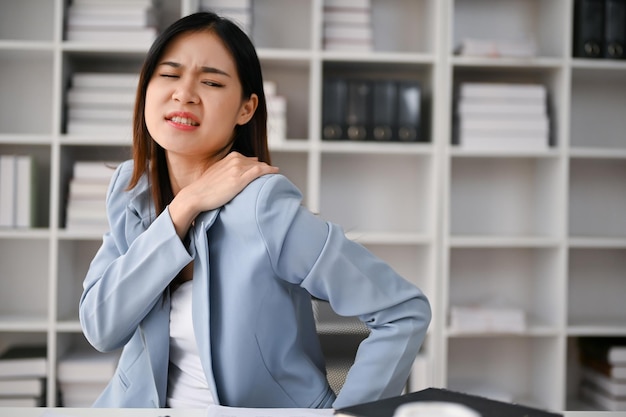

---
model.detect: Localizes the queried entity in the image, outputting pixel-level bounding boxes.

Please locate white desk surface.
[0,408,624,417]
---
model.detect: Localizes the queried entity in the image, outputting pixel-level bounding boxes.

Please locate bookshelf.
[0,0,625,412]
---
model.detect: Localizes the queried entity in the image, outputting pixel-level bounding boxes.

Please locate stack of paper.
[449,304,526,334]
[200,0,252,34]
[0,345,47,407]
[323,0,373,52]
[58,347,119,407]
[65,161,121,232]
[66,72,138,137]
[455,82,550,151]
[65,0,159,44]
[579,337,626,411]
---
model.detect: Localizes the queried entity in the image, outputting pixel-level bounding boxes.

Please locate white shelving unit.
[0,0,625,412]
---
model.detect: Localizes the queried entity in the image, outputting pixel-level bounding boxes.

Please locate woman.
[79,12,431,410]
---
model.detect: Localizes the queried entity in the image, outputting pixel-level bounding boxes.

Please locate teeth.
[170,116,198,126]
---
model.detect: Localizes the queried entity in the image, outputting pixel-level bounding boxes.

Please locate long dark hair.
[127,12,270,214]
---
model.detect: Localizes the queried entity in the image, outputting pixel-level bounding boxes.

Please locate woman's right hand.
[168,152,279,238]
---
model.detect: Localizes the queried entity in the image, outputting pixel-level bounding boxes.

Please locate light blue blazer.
[79,160,431,409]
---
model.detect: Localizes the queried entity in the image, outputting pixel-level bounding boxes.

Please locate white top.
[167,280,215,408]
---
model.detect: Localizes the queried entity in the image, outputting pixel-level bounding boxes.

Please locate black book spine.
[396,80,421,142]
[322,78,348,140]
[604,0,626,58]
[574,0,605,58]
[345,79,371,141]
[371,80,397,141]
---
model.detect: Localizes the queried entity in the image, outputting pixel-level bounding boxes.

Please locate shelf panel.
[449,236,561,248]
[0,315,49,332]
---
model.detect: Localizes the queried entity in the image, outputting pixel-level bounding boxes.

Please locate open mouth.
[168,115,200,126]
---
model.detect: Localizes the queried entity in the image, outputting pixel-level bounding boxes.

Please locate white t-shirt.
[167,280,215,408]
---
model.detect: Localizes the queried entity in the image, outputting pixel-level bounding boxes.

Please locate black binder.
[604,0,626,58]
[372,80,397,141]
[334,388,563,417]
[396,80,421,142]
[574,0,605,58]
[322,78,348,140]
[345,79,371,141]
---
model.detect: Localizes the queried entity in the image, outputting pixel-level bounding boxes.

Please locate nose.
[172,78,199,104]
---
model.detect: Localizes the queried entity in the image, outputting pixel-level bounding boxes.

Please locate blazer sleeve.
[254,175,432,409]
[79,161,193,352]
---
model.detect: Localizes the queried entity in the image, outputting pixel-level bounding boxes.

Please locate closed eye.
[202,80,223,87]
[160,73,179,79]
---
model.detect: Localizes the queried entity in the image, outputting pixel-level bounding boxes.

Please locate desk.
[0,409,623,417]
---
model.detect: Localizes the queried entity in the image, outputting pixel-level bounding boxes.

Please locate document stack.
[65,0,160,44]
[0,154,36,228]
[0,345,47,407]
[65,161,121,232]
[323,0,373,52]
[66,72,138,138]
[455,82,550,151]
[58,347,119,407]
[200,0,252,35]
[264,81,287,147]
[578,337,626,411]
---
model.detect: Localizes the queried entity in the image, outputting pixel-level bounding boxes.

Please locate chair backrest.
[311,298,370,394]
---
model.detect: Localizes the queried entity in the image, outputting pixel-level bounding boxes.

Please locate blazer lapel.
[191,209,221,403]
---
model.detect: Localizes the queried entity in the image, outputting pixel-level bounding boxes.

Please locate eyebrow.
[158,61,231,77]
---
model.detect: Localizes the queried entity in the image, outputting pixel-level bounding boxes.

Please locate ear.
[236,93,258,125]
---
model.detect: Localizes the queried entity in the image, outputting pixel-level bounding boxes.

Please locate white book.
[67,88,136,106]
[66,27,157,44]
[457,100,546,116]
[323,10,371,25]
[582,367,626,397]
[0,155,16,227]
[459,115,550,135]
[73,161,120,181]
[581,383,626,411]
[15,155,36,228]
[0,396,41,407]
[324,0,371,9]
[0,378,44,396]
[459,82,547,101]
[458,134,549,152]
[201,0,250,9]
[323,39,373,51]
[72,73,140,90]
[68,107,133,122]
[68,8,157,28]
[71,0,154,7]
[69,180,110,200]
[0,345,47,379]
[58,349,119,383]
[324,25,372,41]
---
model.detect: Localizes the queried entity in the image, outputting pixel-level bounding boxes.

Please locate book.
[579,337,626,365]
[0,154,16,227]
[15,155,36,228]
[72,72,139,90]
[0,396,42,407]
[574,0,605,58]
[580,381,626,411]
[581,366,626,397]
[333,387,563,417]
[0,345,47,379]
[73,161,120,181]
[345,79,371,141]
[65,27,158,43]
[66,88,136,106]
[396,80,421,142]
[580,353,626,379]
[371,80,397,141]
[0,377,44,396]
[604,0,626,58]
[458,83,547,101]
[322,78,348,140]
[457,100,547,117]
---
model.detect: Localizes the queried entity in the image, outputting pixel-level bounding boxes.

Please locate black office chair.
[311,298,370,394]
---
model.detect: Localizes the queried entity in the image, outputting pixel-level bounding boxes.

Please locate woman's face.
[145,30,257,162]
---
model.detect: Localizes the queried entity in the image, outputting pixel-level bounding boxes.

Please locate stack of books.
[58,347,119,407]
[65,0,160,44]
[199,0,252,35]
[0,154,36,229]
[322,77,421,142]
[65,161,121,232]
[323,0,373,52]
[579,337,626,411]
[455,82,550,151]
[65,72,138,137]
[264,81,287,147]
[0,344,47,407]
